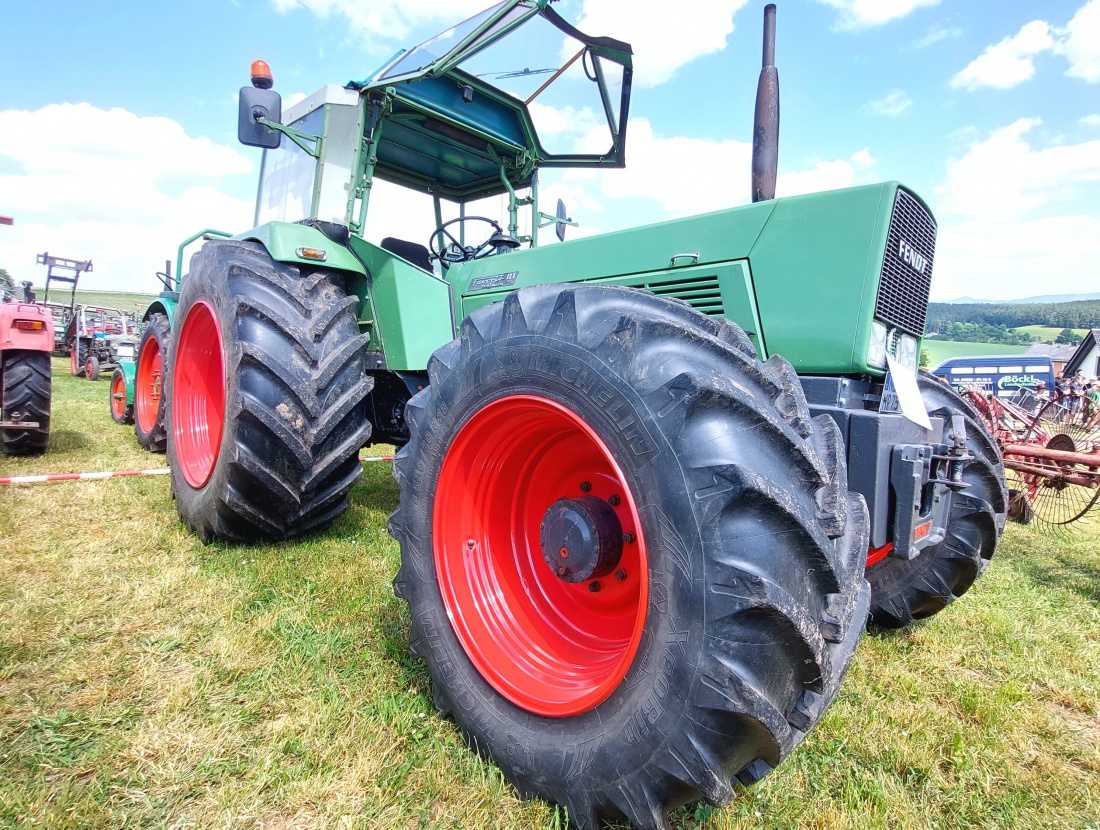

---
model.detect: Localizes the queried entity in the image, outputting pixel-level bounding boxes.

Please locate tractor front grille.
[875,188,936,335]
[642,274,724,316]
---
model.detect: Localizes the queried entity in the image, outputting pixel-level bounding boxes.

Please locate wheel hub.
[540,496,623,583]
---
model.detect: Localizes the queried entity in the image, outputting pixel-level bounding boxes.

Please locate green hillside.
[1016,325,1090,342]
[922,339,1029,369]
[33,287,158,315]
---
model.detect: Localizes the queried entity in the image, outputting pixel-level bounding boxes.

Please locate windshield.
[377,1,510,81]
[458,13,624,157]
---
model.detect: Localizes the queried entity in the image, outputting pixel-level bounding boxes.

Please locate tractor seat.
[380,237,432,272]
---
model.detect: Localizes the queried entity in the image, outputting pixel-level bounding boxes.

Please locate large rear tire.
[866,371,1006,628]
[1,350,51,455]
[135,313,170,452]
[390,285,870,829]
[165,240,374,543]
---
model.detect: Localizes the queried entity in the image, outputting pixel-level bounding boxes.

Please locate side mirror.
[239,86,282,149]
[556,198,568,242]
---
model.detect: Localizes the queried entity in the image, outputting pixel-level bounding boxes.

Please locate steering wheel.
[429,216,507,265]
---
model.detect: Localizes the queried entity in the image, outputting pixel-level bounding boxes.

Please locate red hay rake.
[962,388,1100,525]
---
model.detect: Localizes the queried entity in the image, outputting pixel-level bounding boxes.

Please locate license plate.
[116,344,135,358]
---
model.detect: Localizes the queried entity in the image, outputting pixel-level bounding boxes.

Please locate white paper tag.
[885,354,932,430]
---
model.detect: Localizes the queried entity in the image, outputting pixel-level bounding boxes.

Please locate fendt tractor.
[144,3,1007,827]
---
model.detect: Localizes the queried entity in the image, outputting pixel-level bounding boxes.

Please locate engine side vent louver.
[876,188,936,336]
[642,274,725,316]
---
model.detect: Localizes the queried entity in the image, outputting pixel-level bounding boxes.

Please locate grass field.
[2,362,1098,829]
[1017,325,1091,343]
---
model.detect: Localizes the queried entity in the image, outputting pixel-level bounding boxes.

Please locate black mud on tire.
[135,312,171,452]
[165,240,374,543]
[389,284,871,829]
[1,350,51,455]
[866,371,1007,628]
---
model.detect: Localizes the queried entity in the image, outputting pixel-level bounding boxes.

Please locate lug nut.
[607,494,620,506]
[466,538,475,548]
[615,569,627,581]
[588,581,601,593]
[579,481,592,492]
[623,532,635,544]
[559,547,569,558]
[558,567,566,576]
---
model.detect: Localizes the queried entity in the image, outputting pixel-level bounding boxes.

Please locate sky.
[1,0,1098,301]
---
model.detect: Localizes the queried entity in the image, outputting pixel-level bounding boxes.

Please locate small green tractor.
[141,3,1006,827]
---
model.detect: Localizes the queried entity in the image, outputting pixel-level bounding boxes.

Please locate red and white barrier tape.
[0,455,395,486]
[0,468,170,485]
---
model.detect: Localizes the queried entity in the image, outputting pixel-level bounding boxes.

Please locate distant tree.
[919,349,929,368]
[0,267,13,302]
[1055,328,1083,344]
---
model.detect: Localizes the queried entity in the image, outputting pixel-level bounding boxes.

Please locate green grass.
[1016,325,1090,343]
[2,362,1098,829]
[922,340,1029,370]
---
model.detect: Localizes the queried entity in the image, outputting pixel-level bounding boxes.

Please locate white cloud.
[813,0,939,31]
[1082,114,1100,127]
[777,149,874,197]
[269,0,488,45]
[0,104,254,291]
[869,90,913,117]
[913,24,962,48]
[571,0,749,87]
[1060,0,1100,82]
[936,118,1100,220]
[553,119,874,221]
[950,20,1054,91]
[932,215,1100,300]
[930,118,1100,299]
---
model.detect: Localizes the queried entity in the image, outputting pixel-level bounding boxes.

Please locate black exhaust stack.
[751,3,779,202]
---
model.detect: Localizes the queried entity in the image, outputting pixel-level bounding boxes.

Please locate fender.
[236,222,366,277]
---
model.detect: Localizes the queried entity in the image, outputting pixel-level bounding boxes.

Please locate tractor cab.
[245,0,632,257]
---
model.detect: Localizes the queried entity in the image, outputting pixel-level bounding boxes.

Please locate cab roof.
[349,0,632,201]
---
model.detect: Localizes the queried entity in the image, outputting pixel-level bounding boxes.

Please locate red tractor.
[0,293,53,454]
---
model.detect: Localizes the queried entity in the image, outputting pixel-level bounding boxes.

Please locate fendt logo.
[898,238,929,275]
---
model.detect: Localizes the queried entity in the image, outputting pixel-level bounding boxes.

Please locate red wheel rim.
[173,301,225,489]
[136,334,163,433]
[86,358,95,377]
[111,374,127,419]
[433,395,649,717]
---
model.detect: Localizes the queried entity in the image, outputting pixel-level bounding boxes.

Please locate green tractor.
[152,2,1006,827]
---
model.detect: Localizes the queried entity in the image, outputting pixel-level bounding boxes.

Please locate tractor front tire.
[110,368,133,425]
[1,350,51,455]
[135,313,170,452]
[389,284,870,829]
[866,371,1007,628]
[85,355,101,381]
[165,240,374,543]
